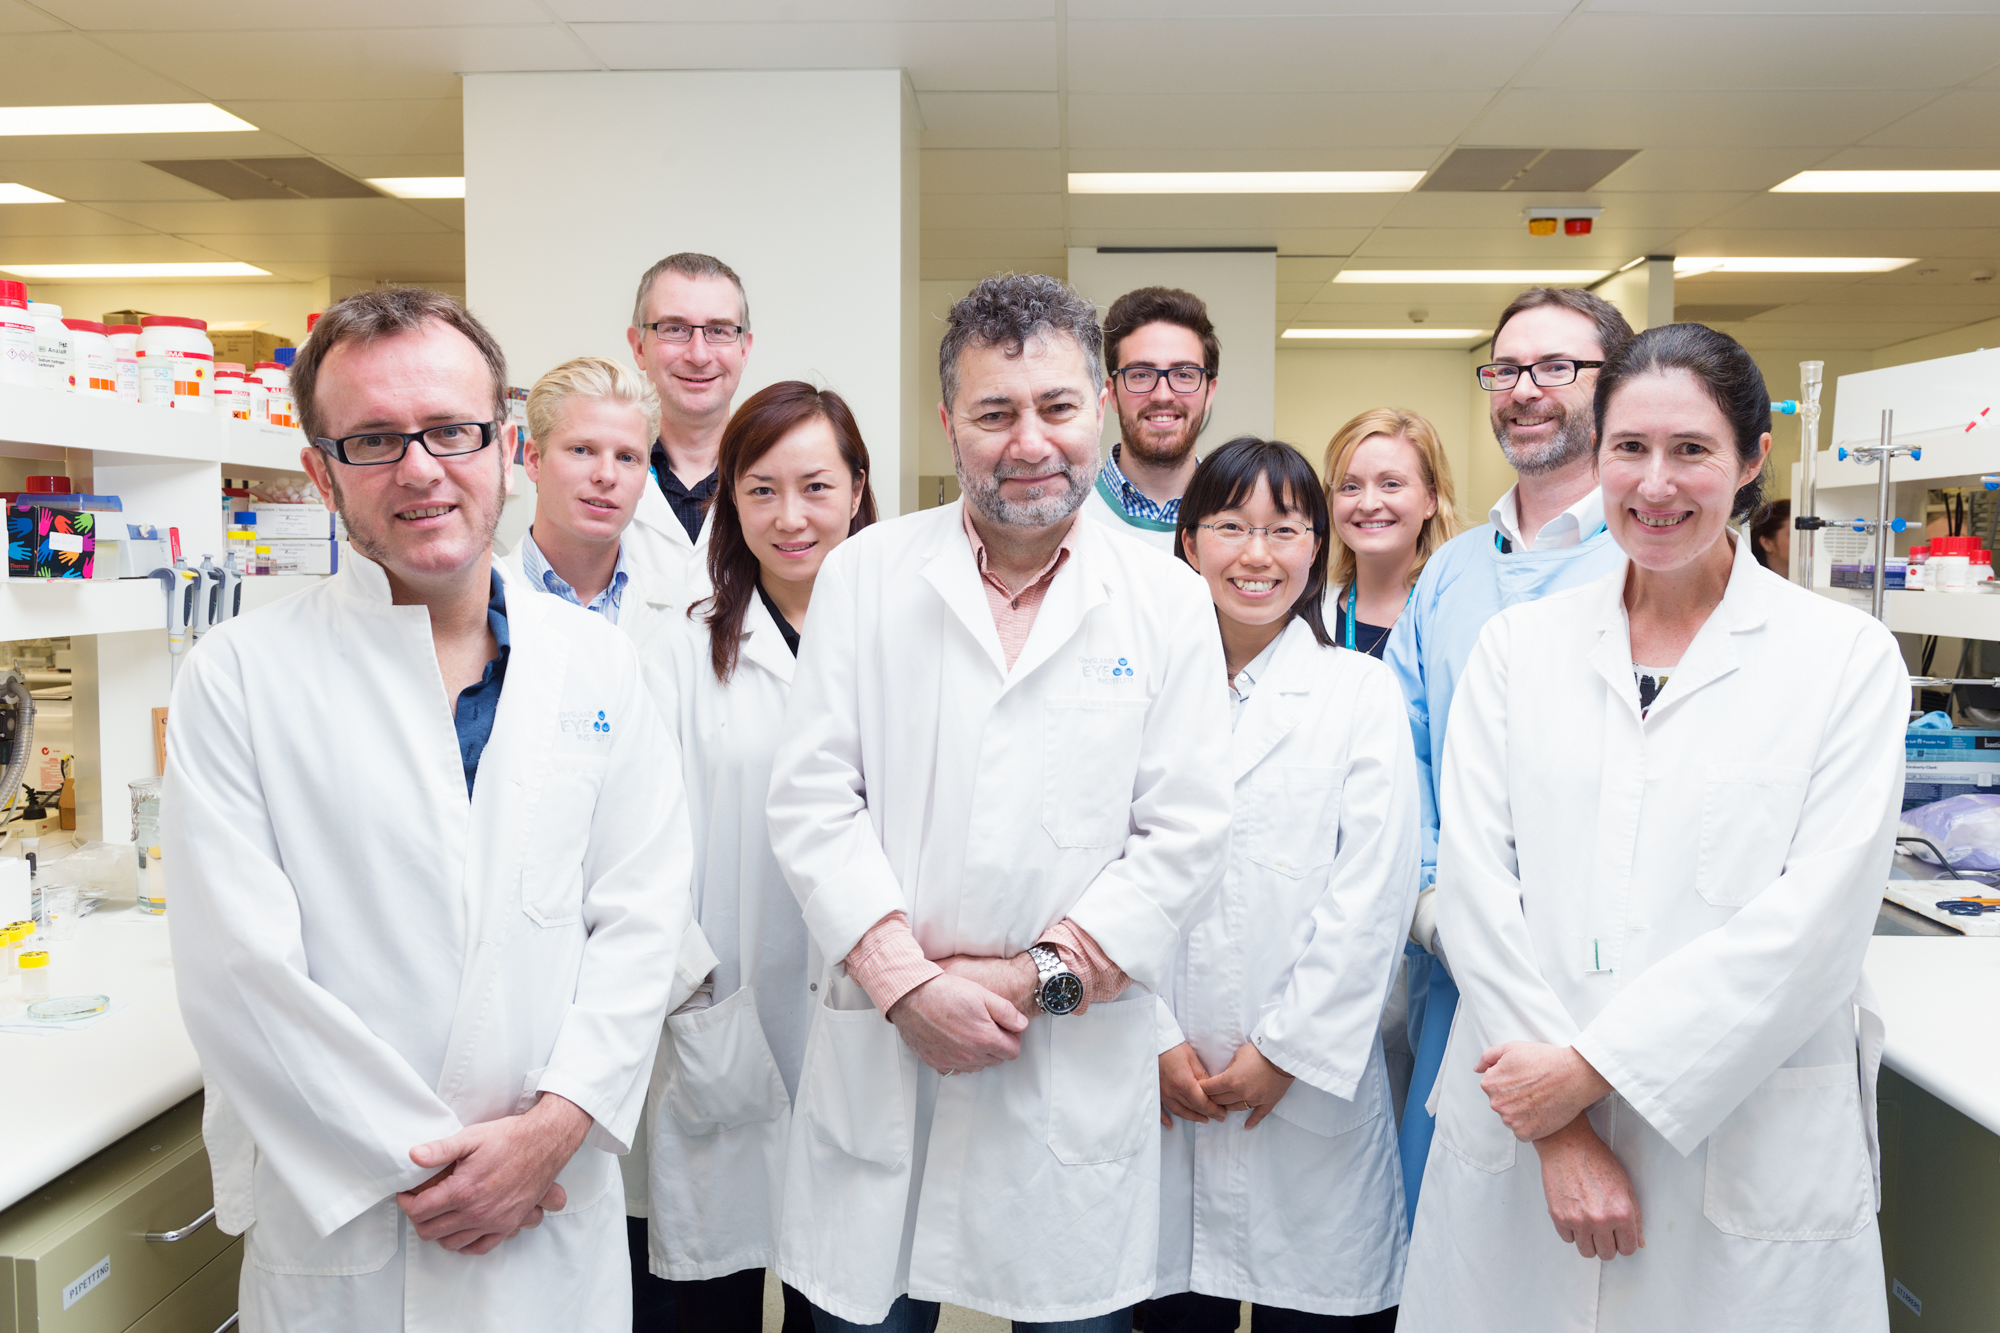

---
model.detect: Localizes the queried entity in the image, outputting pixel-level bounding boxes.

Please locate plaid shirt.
[1099,441,1185,526]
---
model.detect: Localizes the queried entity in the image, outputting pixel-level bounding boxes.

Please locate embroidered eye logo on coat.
[1079,656,1138,681]
[559,708,613,739]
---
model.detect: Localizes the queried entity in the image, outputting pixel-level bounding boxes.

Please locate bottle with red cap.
[62,319,117,397]
[136,315,212,411]
[0,279,33,387]
[106,324,141,401]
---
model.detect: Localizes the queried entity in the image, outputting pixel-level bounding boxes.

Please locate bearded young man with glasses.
[1381,286,1634,1240]
[161,288,711,1333]
[620,251,756,600]
[1079,286,1221,553]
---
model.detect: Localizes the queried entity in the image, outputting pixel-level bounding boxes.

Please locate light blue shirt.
[518,528,630,625]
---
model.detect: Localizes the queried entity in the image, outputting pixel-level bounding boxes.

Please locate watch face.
[1041,972,1084,1016]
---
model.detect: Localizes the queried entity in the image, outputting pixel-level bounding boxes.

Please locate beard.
[1493,398,1595,477]
[1116,396,1204,469]
[953,434,1096,530]
[329,459,508,568]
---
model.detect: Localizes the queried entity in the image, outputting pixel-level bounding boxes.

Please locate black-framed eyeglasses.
[314,421,497,466]
[639,320,744,345]
[1196,520,1316,547]
[1114,364,1212,395]
[1475,359,1605,391]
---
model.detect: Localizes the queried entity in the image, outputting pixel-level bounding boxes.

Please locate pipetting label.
[63,1255,110,1309]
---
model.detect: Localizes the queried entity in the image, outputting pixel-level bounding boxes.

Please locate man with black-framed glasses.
[621,251,756,598]
[162,287,709,1332]
[1382,285,1635,1246]
[1080,286,1220,552]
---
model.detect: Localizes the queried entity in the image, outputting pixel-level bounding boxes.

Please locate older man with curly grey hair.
[764,273,1234,1331]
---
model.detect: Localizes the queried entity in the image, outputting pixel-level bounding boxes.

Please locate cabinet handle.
[211,1315,239,1333]
[144,1206,216,1243]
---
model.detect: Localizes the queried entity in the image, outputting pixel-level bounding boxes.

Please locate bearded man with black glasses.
[1079,285,1221,553]
[1382,285,1636,1240]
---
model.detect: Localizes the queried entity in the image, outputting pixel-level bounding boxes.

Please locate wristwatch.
[1028,945,1084,1016]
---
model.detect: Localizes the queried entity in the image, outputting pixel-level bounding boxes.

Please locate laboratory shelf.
[1812,429,2000,496]
[1814,587,2000,640]
[0,382,309,471]
[237,572,327,613]
[0,577,166,639]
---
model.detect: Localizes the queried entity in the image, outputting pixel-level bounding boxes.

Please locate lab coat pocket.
[247,1161,398,1277]
[1693,763,1810,908]
[1248,766,1342,878]
[1047,994,1157,1165]
[664,985,790,1136]
[1433,1012,1517,1173]
[1042,698,1149,849]
[1703,1063,1872,1241]
[803,998,915,1169]
[521,759,603,926]
[1269,1061,1383,1138]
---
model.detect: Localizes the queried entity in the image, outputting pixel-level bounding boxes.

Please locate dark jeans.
[628,1216,814,1332]
[1143,1292,1397,1333]
[810,1294,1135,1332]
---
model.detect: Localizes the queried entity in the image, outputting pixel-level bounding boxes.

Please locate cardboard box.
[1906,727,2000,807]
[208,330,294,367]
[6,505,96,578]
[100,309,152,328]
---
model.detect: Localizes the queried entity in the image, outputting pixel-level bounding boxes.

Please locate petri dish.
[26,995,110,1021]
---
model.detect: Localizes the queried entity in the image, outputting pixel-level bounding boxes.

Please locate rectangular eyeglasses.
[315,421,497,466]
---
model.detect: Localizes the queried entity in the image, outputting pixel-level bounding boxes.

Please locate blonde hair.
[525,355,661,456]
[1321,407,1463,592]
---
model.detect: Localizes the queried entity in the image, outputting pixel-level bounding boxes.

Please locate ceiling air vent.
[143,157,382,201]
[1419,148,1639,193]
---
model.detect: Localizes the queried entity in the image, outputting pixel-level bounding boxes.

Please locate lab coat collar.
[918,500,1110,686]
[337,545,519,619]
[739,585,798,686]
[1230,616,1317,782]
[1586,527,1770,721]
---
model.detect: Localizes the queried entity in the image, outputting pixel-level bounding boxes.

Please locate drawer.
[126,1239,240,1333]
[1,1096,230,1332]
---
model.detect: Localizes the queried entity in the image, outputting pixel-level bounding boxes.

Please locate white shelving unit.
[2,386,324,842]
[1801,348,2000,636]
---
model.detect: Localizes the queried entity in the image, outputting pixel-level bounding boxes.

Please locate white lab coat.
[1401,534,1905,1333]
[630,588,814,1281]
[767,502,1233,1325]
[1154,617,1417,1316]
[162,550,711,1333]
[623,473,714,605]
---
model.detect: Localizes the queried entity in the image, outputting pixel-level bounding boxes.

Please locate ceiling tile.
[0,132,301,163]
[398,199,464,230]
[1591,0,2000,16]
[1469,89,1934,149]
[916,92,1058,149]
[0,0,65,32]
[91,26,595,102]
[921,227,1063,258]
[223,100,462,158]
[1277,256,1346,281]
[922,149,1061,194]
[1068,90,1492,150]
[921,254,1064,282]
[35,0,550,26]
[0,158,223,202]
[1815,144,2000,170]
[1065,147,1444,173]
[1068,194,1401,229]
[1700,192,2000,230]
[0,233,244,264]
[569,20,1055,91]
[1383,191,1746,230]
[1346,227,1685,258]
[1861,90,2000,148]
[547,0,1051,18]
[925,192,1065,229]
[0,204,160,237]
[323,153,466,179]
[1592,147,1826,193]
[1269,228,1375,253]
[186,232,466,267]
[1515,13,2000,89]
[1671,226,2000,255]
[1072,0,1570,12]
[0,32,205,102]
[1068,15,1559,92]
[88,199,452,235]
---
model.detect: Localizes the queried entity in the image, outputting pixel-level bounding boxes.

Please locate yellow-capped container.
[19,947,49,1000]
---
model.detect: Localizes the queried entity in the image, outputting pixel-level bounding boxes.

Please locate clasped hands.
[886,953,1040,1074]
[1158,1040,1295,1129]
[1477,1040,1645,1262]
[395,1092,593,1256]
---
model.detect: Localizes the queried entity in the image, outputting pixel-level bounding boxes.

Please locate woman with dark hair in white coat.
[1400,323,1905,1332]
[633,380,877,1333]
[1150,436,1418,1332]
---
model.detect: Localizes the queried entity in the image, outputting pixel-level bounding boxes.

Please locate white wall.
[1065,248,1275,457]
[462,70,921,514]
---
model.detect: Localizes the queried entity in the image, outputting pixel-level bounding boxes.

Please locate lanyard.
[1344,583,1415,652]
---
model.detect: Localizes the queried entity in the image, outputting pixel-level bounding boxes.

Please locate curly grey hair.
[939,273,1105,412]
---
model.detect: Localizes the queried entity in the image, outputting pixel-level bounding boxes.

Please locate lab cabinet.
[0,1094,237,1332]
[1879,1067,2000,1330]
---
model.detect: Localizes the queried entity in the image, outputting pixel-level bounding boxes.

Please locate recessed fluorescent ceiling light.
[0,262,270,279]
[1283,328,1488,339]
[1334,269,1610,284]
[1772,171,2000,193]
[0,104,257,136]
[1068,171,1423,194]
[367,177,465,199]
[1674,256,1914,275]
[0,183,62,204]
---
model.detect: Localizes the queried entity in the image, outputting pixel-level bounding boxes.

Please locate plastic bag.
[1899,793,2000,872]
[43,839,139,901]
